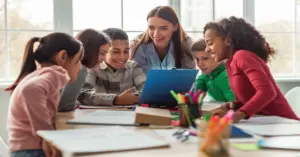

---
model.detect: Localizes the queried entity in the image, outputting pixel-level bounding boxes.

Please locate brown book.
[135,106,172,126]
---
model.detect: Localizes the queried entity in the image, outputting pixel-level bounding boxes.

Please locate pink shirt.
[7,65,70,152]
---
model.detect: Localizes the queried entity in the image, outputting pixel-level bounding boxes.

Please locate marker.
[185,93,194,104]
[170,90,180,103]
[177,93,184,104]
[224,110,234,120]
[208,115,219,130]
[196,90,202,96]
[203,113,211,122]
[198,93,204,104]
[189,130,197,136]
[218,110,234,134]
[191,93,197,105]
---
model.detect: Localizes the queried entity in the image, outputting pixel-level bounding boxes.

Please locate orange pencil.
[201,116,220,151]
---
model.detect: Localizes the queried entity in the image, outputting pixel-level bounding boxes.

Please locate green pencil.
[204,113,211,122]
[170,90,180,103]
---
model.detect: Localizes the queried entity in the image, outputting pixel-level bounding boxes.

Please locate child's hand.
[43,140,61,157]
[210,102,235,117]
[232,111,246,123]
[114,87,140,105]
[210,104,228,117]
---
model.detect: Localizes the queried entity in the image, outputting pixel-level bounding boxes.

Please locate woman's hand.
[42,140,61,157]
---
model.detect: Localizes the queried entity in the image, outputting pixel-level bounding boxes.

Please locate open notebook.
[37,126,169,155]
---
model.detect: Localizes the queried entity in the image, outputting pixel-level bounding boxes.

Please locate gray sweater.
[57,66,87,112]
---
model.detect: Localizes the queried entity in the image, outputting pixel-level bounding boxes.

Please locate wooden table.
[54,107,300,157]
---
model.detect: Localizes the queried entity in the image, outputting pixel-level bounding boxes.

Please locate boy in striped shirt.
[78,28,146,106]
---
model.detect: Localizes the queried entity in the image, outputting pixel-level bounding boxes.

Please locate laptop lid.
[139,69,198,107]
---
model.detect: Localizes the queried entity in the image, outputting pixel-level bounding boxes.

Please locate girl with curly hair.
[204,16,299,122]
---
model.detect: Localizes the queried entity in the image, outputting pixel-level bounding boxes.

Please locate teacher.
[130,6,195,74]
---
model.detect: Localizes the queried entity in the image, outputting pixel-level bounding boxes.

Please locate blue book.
[230,125,253,138]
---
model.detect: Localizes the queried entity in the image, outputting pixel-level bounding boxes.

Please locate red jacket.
[226,50,299,120]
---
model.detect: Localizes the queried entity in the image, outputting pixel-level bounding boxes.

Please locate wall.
[277,82,300,94]
[0,82,300,143]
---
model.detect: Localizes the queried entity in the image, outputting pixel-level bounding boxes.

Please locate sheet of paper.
[238,116,300,125]
[236,124,300,136]
[67,110,138,126]
[258,136,300,150]
[78,105,136,109]
[37,126,169,154]
[232,143,259,151]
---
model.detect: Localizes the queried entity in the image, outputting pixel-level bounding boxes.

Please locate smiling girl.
[130,6,195,74]
[58,29,110,112]
[204,16,299,122]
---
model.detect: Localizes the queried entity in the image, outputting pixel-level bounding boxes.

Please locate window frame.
[0,0,298,83]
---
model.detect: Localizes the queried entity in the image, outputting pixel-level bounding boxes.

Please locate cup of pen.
[195,111,233,157]
[170,90,205,128]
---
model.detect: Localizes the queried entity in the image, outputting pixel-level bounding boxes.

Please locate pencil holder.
[195,119,231,138]
[196,119,231,157]
[179,104,201,128]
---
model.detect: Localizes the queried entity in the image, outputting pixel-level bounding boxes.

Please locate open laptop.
[139,69,198,108]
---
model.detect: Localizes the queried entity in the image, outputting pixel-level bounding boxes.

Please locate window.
[264,33,294,75]
[1,0,53,80]
[73,0,122,30]
[123,0,168,31]
[214,0,243,20]
[180,0,213,32]
[254,0,296,76]
[1,0,299,82]
[0,31,4,79]
[0,0,4,29]
[295,0,300,75]
[72,0,168,44]
[181,0,243,40]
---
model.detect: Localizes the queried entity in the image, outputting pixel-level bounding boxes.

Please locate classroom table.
[53,105,300,157]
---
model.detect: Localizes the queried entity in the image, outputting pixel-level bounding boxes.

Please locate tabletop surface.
[54,104,300,157]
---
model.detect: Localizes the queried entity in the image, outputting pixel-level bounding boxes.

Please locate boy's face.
[106,40,130,69]
[194,50,221,74]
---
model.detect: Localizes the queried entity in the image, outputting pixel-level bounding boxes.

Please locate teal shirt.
[195,63,235,102]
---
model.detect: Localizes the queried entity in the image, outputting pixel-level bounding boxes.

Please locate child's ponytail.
[5,37,40,92]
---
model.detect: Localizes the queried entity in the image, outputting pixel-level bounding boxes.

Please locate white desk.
[52,104,300,157]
